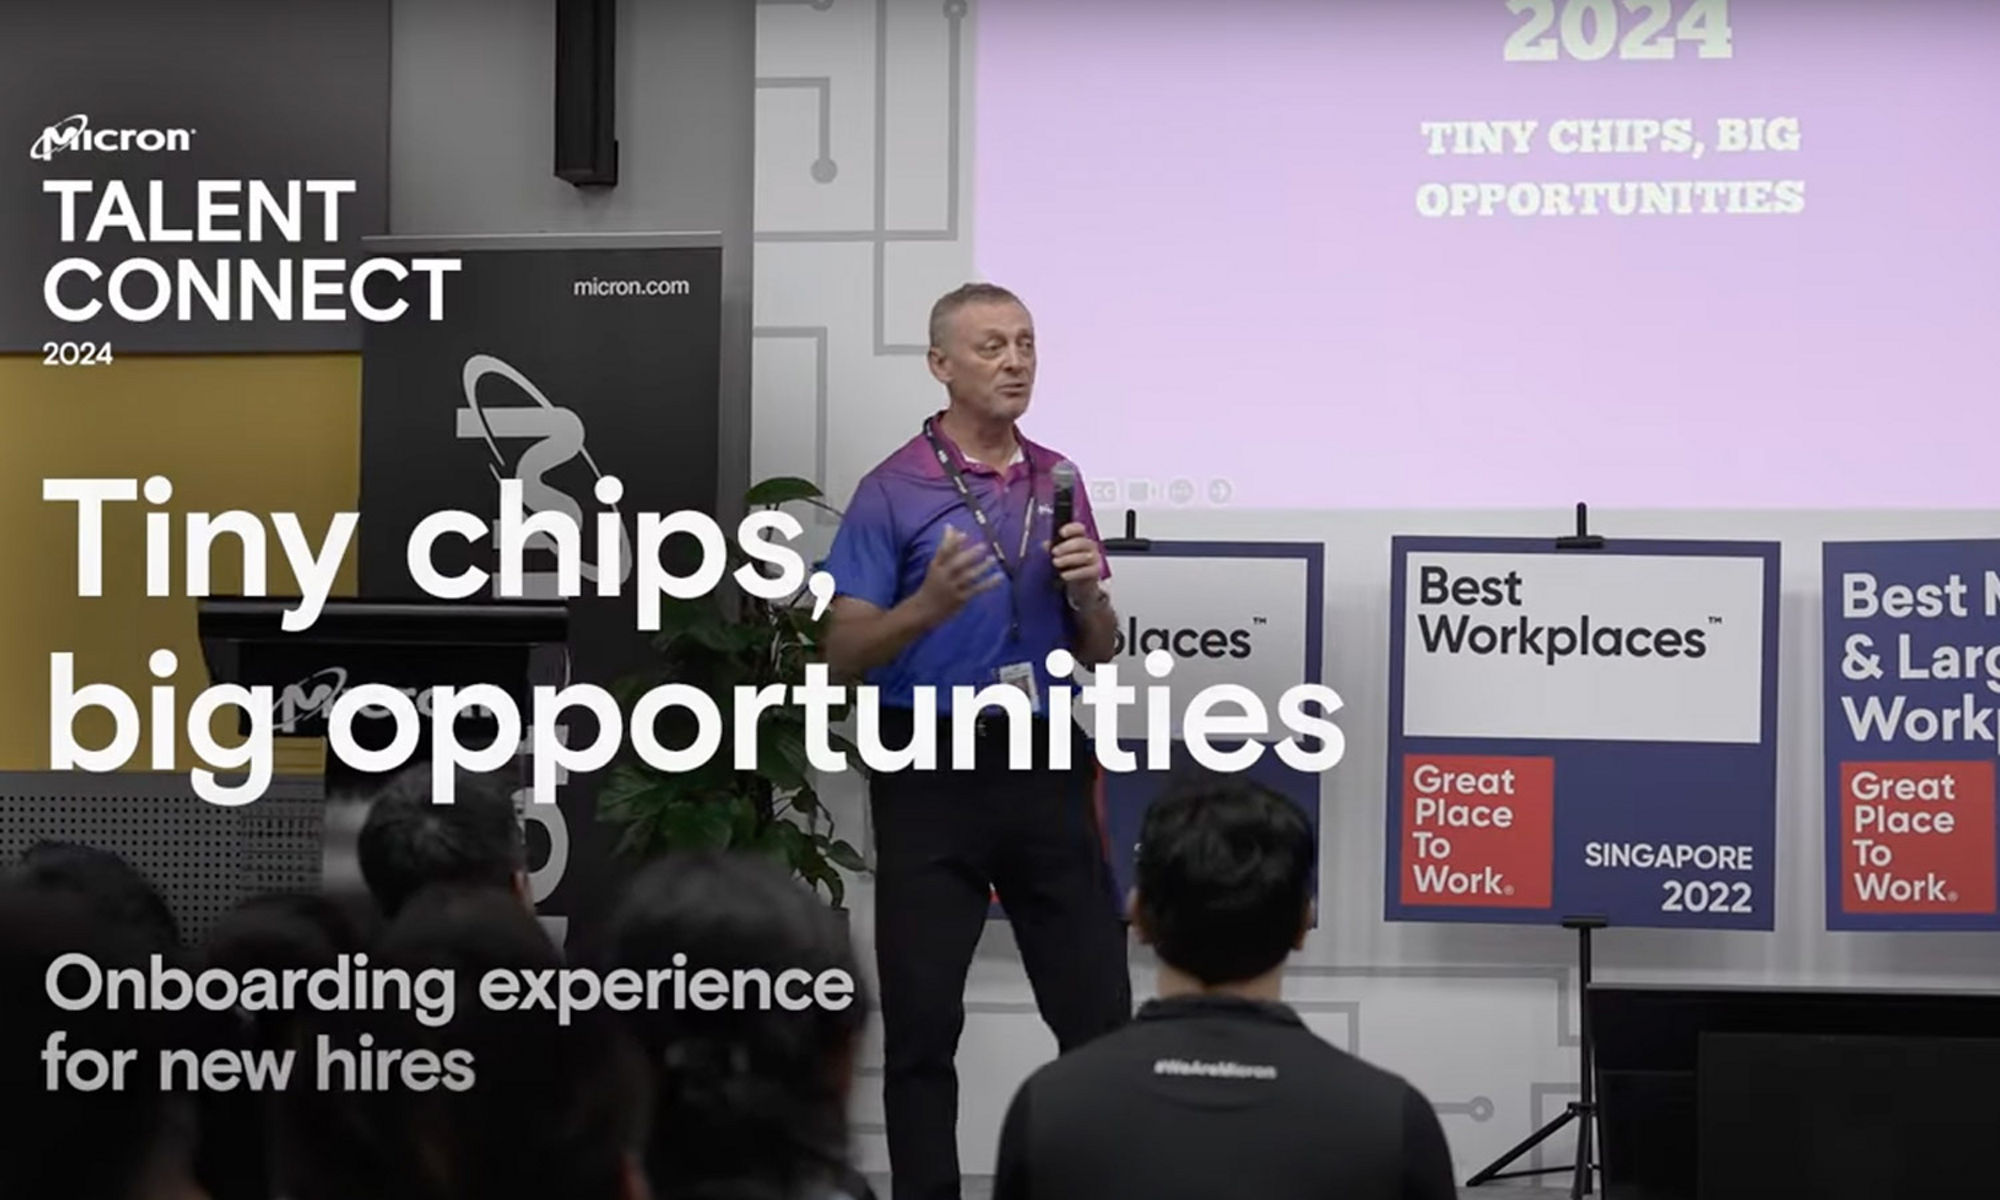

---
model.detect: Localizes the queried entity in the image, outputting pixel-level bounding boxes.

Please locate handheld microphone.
[1050,460,1076,535]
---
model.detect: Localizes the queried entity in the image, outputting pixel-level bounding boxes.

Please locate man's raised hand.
[916,525,1003,623]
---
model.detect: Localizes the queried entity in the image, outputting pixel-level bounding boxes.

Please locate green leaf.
[647,595,721,644]
[745,476,823,507]
[598,494,862,889]
[659,802,736,851]
[742,817,797,868]
[597,765,666,816]
[686,618,748,654]
[824,839,869,874]
[771,818,810,858]
[756,718,811,791]
[613,819,652,857]
[729,799,761,846]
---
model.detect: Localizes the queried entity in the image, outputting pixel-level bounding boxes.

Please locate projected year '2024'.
[1503,0,1733,63]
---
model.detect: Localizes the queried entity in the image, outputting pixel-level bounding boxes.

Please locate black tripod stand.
[1465,915,1605,1197]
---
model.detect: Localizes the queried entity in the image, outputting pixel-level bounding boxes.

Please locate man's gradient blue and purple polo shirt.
[821,416,1111,714]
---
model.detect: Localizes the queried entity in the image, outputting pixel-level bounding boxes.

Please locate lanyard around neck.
[922,417,1035,576]
[923,417,1037,643]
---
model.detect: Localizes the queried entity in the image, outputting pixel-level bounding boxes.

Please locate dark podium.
[196,596,569,897]
[1591,982,2000,1200]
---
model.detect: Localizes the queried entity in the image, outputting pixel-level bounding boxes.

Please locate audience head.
[372,881,650,1200]
[202,890,370,1045]
[205,889,369,973]
[189,890,372,1200]
[602,852,868,1199]
[16,839,180,951]
[237,894,417,1200]
[6,833,872,1200]
[0,881,202,1200]
[357,763,528,921]
[1133,773,1316,991]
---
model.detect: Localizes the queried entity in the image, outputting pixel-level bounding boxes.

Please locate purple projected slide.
[973,0,2000,509]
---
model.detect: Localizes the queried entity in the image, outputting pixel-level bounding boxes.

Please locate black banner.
[357,233,724,944]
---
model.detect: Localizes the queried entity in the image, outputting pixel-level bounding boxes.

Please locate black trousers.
[869,709,1132,1200]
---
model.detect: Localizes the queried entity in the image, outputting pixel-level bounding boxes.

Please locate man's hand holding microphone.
[1050,461,1115,661]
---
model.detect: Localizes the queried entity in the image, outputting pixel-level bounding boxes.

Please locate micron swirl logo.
[30,114,195,162]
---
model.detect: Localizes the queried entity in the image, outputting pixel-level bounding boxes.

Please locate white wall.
[754,0,1039,1174]
[753,0,2000,1183]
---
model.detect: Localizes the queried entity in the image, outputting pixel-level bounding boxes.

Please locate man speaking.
[821,283,1132,1200]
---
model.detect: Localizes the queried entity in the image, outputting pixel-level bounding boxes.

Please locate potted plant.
[597,477,868,907]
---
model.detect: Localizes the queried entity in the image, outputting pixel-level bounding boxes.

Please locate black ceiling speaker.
[555,0,617,186]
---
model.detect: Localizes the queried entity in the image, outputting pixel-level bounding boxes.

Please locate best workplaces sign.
[1070,541,1327,913]
[1386,537,1780,930]
[1076,549,1312,747]
[1823,540,2000,930]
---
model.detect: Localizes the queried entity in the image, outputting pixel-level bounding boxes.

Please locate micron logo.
[30,114,195,162]
[272,667,497,733]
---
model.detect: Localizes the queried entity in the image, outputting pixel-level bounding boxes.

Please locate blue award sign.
[1386,537,1780,930]
[1824,540,2000,930]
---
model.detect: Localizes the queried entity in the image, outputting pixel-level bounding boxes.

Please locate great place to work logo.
[30,114,196,162]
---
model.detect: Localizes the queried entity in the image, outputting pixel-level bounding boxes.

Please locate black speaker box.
[555,0,617,186]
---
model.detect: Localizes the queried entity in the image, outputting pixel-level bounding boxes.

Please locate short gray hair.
[928,282,1025,349]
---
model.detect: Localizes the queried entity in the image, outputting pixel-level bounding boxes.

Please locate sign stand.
[1466,914,1606,1195]
[1556,500,1604,551]
[1102,507,1153,554]
[1467,504,1606,1196]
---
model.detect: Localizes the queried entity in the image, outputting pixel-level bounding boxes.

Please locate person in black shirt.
[992,773,1457,1200]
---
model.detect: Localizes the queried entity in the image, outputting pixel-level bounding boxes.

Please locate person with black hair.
[358,881,652,1200]
[355,763,531,921]
[601,852,873,1200]
[0,880,208,1200]
[204,891,373,980]
[991,774,1458,1200]
[16,839,182,950]
[192,891,374,1200]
